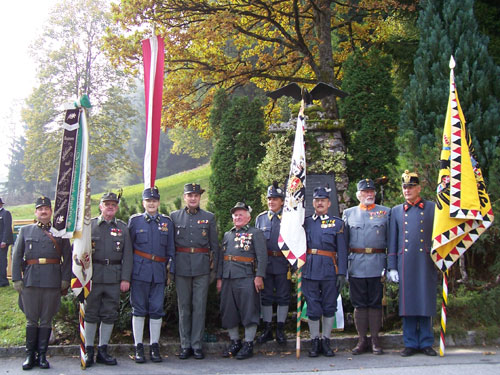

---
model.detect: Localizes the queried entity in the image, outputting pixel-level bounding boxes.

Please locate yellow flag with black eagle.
[431,56,494,272]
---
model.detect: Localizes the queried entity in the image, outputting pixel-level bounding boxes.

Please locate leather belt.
[134,249,167,263]
[176,247,209,254]
[307,249,338,274]
[93,259,122,265]
[350,248,385,254]
[25,258,60,265]
[224,255,254,263]
[267,250,283,257]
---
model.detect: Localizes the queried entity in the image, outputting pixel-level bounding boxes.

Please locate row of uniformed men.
[10,170,437,370]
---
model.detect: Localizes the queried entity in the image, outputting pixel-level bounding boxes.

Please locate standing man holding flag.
[255,182,291,345]
[388,170,437,357]
[302,186,347,357]
[431,56,494,356]
[84,192,133,367]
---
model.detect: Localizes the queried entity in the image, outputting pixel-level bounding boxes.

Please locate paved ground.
[1,346,499,375]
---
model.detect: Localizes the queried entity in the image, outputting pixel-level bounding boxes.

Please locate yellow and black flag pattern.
[431,56,494,272]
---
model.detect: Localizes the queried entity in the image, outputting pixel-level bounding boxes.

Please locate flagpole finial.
[449,56,455,69]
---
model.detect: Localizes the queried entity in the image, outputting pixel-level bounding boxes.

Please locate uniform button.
[420,249,423,252]
[421,239,424,242]
[421,229,424,232]
[405,239,408,242]
[421,212,424,215]
[405,249,408,252]
[405,214,408,217]
[405,222,408,225]
[420,220,424,223]
[405,231,408,234]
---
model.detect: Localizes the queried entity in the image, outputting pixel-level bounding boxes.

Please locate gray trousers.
[220,277,260,329]
[175,273,210,349]
[20,287,61,328]
[84,282,121,324]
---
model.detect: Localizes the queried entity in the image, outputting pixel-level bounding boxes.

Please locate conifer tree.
[208,91,266,233]
[339,48,399,185]
[399,0,500,193]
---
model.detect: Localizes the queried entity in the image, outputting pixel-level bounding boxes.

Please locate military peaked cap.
[184,183,205,195]
[357,178,376,191]
[35,196,52,209]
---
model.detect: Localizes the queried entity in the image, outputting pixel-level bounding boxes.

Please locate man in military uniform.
[303,186,347,357]
[128,187,175,363]
[11,196,72,370]
[0,197,14,287]
[255,182,290,345]
[343,179,390,355]
[216,202,267,360]
[388,170,437,357]
[170,183,219,360]
[84,192,133,367]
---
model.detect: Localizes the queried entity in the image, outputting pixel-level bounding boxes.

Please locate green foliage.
[0,283,26,346]
[258,128,347,191]
[339,48,399,184]
[208,90,266,233]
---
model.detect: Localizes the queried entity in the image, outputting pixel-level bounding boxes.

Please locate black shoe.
[193,349,205,359]
[135,343,145,363]
[321,338,335,357]
[150,343,163,362]
[308,337,321,357]
[222,340,242,358]
[256,322,274,344]
[236,341,253,360]
[179,347,193,359]
[276,323,287,345]
[421,346,437,356]
[96,345,117,365]
[400,347,418,357]
[84,346,94,367]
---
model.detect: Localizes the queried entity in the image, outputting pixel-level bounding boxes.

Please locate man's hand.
[216,279,222,293]
[388,269,399,283]
[254,276,264,293]
[13,280,23,293]
[336,275,346,291]
[120,280,130,292]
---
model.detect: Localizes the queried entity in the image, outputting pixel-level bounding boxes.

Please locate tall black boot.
[37,327,52,369]
[22,326,38,370]
[256,322,273,344]
[84,346,94,367]
[276,322,287,345]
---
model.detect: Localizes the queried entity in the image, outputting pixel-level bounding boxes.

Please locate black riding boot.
[37,327,52,369]
[22,326,38,370]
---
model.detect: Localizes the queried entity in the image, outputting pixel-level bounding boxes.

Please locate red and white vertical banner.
[142,35,165,189]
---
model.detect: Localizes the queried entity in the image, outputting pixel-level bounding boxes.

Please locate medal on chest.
[235,232,253,251]
[368,210,387,220]
[321,219,335,229]
[159,222,169,232]
[110,228,122,237]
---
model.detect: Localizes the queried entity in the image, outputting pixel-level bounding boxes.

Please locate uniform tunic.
[11,223,72,327]
[128,213,175,318]
[302,214,347,320]
[217,225,267,329]
[171,207,219,350]
[343,204,390,308]
[255,210,291,306]
[388,200,437,317]
[86,216,133,323]
[0,207,13,286]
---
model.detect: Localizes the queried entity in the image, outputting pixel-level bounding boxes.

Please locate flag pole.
[439,270,448,356]
[296,268,302,359]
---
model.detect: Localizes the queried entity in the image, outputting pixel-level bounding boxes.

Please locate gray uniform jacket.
[343,204,390,278]
[388,200,437,317]
[0,207,13,245]
[217,225,267,279]
[11,224,72,287]
[171,207,219,277]
[91,216,133,283]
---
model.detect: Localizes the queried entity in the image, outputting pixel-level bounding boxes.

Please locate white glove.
[388,269,399,283]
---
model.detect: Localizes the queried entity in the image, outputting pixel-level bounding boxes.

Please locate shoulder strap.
[42,230,62,258]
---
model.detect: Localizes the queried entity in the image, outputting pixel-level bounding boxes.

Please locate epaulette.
[91,216,99,221]
[256,211,267,218]
[129,213,143,219]
[160,213,172,220]
[116,218,127,226]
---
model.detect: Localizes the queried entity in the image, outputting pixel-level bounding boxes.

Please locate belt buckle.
[151,255,156,261]
[190,247,195,253]
[310,249,318,254]
[228,255,234,261]
[104,259,110,265]
[39,258,47,264]
[365,248,373,254]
